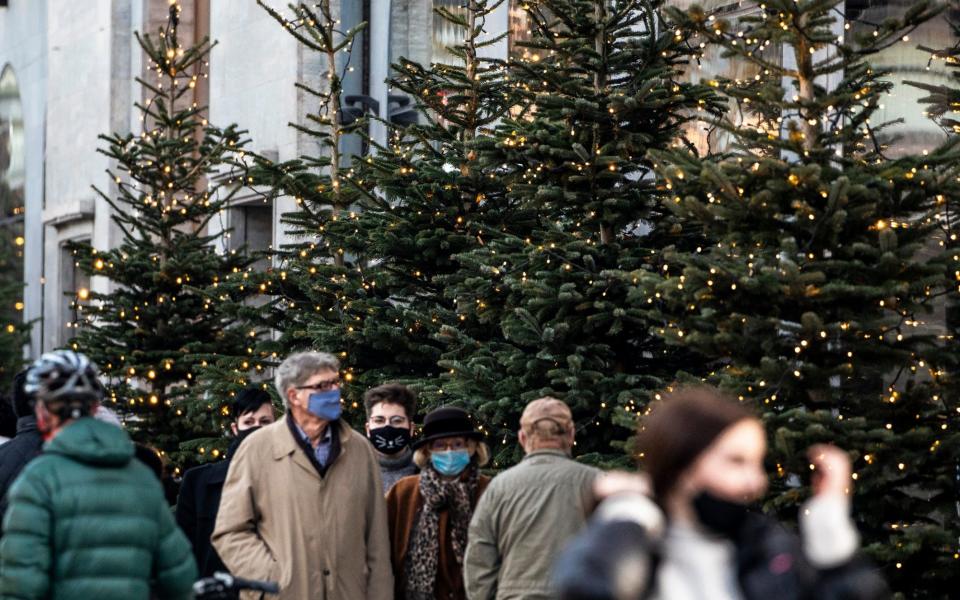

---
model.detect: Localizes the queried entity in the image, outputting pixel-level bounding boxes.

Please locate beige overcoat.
[212,416,394,600]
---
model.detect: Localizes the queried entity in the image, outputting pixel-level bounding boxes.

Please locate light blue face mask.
[307,388,342,421]
[430,449,471,477]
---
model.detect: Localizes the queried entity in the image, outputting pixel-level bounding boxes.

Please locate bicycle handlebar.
[229,575,279,593]
[193,572,280,598]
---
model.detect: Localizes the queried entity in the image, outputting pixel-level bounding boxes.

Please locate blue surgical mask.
[430,449,471,477]
[307,389,342,421]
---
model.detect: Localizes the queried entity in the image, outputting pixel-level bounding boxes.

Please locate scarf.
[402,464,479,599]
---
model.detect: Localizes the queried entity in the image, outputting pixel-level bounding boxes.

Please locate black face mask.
[692,491,752,540]
[227,425,262,459]
[368,425,411,455]
[236,425,262,441]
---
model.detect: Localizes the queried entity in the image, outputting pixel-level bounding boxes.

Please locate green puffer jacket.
[0,417,197,599]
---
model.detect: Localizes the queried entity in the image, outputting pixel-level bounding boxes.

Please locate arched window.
[0,64,26,367]
[0,66,25,218]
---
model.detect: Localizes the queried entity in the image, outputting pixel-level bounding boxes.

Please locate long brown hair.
[637,386,755,501]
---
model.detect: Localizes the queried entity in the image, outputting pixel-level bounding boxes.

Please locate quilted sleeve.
[154,499,199,600]
[0,468,53,599]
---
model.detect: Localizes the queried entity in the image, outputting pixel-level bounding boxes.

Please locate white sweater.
[595,493,859,600]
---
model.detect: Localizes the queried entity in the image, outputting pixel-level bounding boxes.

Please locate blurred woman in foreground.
[555,386,888,600]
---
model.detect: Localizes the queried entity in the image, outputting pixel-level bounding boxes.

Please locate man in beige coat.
[212,351,393,599]
[464,397,599,600]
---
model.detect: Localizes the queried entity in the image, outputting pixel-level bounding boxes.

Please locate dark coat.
[0,416,43,519]
[176,459,231,578]
[554,510,889,600]
[0,417,196,599]
[176,432,256,578]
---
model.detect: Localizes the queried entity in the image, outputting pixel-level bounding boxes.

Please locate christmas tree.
[353,0,518,416]
[198,0,380,426]
[215,0,517,426]
[439,0,719,466]
[68,4,255,468]
[0,180,29,393]
[643,0,956,594]
[185,0,369,433]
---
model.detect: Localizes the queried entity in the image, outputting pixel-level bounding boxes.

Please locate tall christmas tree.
[68,4,255,468]
[187,0,370,428]
[353,0,519,417]
[439,0,719,466]
[198,0,382,426]
[643,0,956,594]
[900,15,960,595]
[0,180,29,393]
[214,0,517,427]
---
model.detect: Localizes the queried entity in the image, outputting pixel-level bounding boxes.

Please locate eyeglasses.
[295,377,341,393]
[430,439,467,452]
[369,415,410,427]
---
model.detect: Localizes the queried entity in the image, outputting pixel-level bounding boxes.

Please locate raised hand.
[808,444,853,498]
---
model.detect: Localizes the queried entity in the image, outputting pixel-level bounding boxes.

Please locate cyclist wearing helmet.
[0,350,197,599]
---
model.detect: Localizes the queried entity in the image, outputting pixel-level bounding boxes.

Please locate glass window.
[230,200,273,272]
[847,2,950,157]
[61,240,90,346]
[433,0,467,65]
[508,0,534,60]
[664,1,782,153]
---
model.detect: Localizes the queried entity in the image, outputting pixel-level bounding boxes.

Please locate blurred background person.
[176,386,276,579]
[0,370,41,522]
[0,392,16,444]
[0,350,195,599]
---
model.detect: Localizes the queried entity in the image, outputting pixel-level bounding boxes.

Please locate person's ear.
[286,387,300,408]
[518,429,528,448]
[230,422,238,436]
[364,422,371,435]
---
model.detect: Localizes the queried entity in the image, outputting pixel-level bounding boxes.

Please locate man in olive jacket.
[0,351,196,600]
[464,397,599,600]
[213,351,393,600]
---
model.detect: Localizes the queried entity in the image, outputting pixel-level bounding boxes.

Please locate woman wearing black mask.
[175,386,276,579]
[364,383,419,493]
[555,386,889,600]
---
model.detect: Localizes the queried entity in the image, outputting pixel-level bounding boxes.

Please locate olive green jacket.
[464,449,599,600]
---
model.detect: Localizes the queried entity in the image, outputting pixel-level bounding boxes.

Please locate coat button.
[323,569,331,576]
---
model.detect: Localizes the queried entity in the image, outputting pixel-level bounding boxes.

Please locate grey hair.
[274,350,340,406]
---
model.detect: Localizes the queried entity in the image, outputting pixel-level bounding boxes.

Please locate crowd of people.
[0,349,890,600]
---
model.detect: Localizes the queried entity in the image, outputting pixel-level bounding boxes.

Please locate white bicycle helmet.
[25,350,105,419]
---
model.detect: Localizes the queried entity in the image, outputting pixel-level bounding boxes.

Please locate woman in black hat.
[386,406,491,600]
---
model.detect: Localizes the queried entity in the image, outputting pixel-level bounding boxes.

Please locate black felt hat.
[412,406,483,449]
